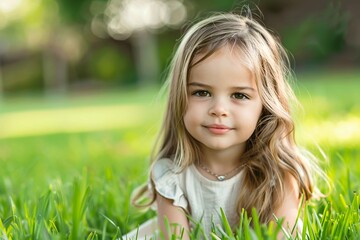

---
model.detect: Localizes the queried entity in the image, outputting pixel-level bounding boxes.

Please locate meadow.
[0,70,359,239]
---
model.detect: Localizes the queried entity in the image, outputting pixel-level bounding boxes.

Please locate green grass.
[0,70,359,239]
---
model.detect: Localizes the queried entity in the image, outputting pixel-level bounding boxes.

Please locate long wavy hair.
[133,12,325,224]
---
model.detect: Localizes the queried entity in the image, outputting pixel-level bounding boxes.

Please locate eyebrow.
[188,82,256,91]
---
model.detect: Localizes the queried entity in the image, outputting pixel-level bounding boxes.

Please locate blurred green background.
[0,0,359,238]
[0,0,359,93]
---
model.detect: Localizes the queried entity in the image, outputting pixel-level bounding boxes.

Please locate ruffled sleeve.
[151,158,189,212]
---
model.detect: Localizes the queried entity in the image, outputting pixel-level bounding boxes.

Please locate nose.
[208,97,229,117]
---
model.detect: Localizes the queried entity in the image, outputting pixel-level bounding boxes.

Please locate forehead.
[188,45,256,87]
[191,43,255,73]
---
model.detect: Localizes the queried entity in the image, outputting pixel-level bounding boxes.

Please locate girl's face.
[184,45,263,156]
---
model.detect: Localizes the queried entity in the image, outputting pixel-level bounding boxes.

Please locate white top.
[151,158,243,234]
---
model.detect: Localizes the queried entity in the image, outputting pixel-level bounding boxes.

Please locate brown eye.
[232,92,249,100]
[192,90,211,97]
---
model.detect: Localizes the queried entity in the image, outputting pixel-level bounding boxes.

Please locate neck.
[200,147,245,173]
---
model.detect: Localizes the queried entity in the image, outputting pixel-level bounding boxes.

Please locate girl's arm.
[274,174,301,236]
[156,193,190,240]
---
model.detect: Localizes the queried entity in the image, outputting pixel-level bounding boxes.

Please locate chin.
[204,143,231,150]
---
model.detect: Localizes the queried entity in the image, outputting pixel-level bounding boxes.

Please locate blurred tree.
[42,0,92,94]
[0,0,51,95]
[184,0,251,17]
[0,0,85,95]
[100,0,187,86]
[278,1,349,65]
[0,0,357,94]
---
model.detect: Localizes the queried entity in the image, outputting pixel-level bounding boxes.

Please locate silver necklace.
[198,163,242,181]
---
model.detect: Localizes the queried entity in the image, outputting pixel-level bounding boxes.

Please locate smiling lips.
[205,124,233,134]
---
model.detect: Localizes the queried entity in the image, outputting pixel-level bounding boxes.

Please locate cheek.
[183,103,203,133]
[183,107,192,131]
[256,106,264,122]
[184,102,198,119]
[240,104,263,129]
[254,101,264,118]
[183,108,195,128]
[251,106,264,132]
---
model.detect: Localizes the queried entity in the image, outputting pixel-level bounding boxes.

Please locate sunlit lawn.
[0,88,164,197]
[0,70,359,238]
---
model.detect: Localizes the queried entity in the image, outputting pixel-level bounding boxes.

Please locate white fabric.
[121,217,158,240]
[152,158,243,234]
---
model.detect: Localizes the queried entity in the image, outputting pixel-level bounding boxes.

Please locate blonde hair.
[133,12,325,224]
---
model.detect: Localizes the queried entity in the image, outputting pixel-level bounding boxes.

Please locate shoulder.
[151,158,190,212]
[274,173,301,229]
[283,172,300,198]
[152,158,177,180]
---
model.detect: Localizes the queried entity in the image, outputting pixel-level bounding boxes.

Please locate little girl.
[124,12,325,239]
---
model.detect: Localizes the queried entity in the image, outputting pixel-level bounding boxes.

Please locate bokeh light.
[102,0,187,40]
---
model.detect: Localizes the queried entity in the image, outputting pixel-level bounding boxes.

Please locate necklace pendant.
[217,175,225,181]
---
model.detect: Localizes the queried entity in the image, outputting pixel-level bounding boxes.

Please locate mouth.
[204,124,233,134]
